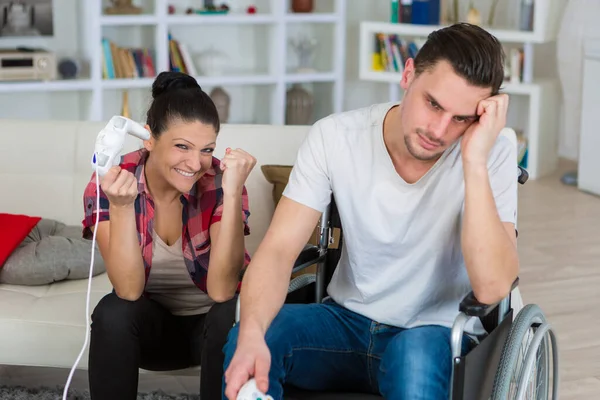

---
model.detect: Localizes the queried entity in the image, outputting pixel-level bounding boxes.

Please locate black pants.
[88,292,237,400]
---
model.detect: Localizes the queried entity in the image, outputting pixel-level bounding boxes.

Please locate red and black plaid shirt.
[82,148,251,293]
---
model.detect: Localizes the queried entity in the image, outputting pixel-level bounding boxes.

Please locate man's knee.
[378,326,454,399]
[263,304,315,356]
[222,320,243,377]
[223,304,315,368]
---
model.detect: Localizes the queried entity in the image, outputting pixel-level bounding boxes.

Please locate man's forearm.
[236,196,323,340]
[238,242,294,337]
[462,163,519,304]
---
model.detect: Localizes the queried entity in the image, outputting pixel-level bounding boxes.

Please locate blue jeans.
[222,299,476,400]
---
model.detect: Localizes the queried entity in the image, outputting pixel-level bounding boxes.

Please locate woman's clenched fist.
[100,166,139,207]
[221,148,257,197]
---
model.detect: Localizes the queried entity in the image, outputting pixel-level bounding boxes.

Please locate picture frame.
[0,0,54,37]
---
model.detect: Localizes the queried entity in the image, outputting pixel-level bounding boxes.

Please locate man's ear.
[400,58,416,91]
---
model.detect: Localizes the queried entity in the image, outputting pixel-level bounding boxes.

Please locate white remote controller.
[91,116,150,177]
[237,378,273,400]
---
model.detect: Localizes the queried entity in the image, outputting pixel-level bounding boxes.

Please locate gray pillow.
[0,218,106,285]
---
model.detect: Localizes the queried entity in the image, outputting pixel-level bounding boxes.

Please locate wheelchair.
[236,165,559,400]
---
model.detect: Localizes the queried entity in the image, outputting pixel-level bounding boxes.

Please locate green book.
[391,0,399,23]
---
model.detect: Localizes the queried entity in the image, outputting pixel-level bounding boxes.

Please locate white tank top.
[145,230,214,315]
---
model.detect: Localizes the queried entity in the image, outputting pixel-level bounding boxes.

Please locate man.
[223,23,519,400]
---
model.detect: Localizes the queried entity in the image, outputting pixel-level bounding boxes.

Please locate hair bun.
[152,71,201,99]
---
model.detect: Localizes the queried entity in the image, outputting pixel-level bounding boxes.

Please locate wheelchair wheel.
[491,304,559,400]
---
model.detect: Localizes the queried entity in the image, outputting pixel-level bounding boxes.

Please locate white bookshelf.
[357,1,564,181]
[0,79,94,93]
[100,15,159,25]
[0,0,347,126]
[165,14,277,25]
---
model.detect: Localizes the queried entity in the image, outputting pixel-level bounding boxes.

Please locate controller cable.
[62,155,100,400]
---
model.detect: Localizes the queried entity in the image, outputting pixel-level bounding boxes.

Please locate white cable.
[62,156,100,399]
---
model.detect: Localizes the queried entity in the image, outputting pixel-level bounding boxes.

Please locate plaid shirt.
[82,148,251,294]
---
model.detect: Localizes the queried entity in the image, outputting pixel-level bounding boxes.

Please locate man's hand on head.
[460,94,509,168]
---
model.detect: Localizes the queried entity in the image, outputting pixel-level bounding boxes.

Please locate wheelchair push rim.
[491,304,560,400]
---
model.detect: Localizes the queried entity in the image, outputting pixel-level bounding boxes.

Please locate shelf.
[361,21,549,44]
[166,14,276,25]
[500,80,555,96]
[100,15,158,26]
[0,74,337,92]
[0,79,94,93]
[285,72,337,83]
[284,13,340,23]
[195,74,277,86]
[102,78,155,89]
[584,38,600,61]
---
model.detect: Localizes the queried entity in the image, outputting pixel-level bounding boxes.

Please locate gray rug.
[0,386,200,399]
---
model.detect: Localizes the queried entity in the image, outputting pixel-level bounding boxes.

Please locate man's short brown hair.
[414,23,506,96]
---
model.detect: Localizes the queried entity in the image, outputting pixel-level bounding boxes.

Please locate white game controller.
[237,378,273,400]
[91,116,150,177]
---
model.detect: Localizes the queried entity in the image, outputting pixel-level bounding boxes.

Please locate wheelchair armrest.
[518,166,529,184]
[292,244,325,274]
[459,277,519,317]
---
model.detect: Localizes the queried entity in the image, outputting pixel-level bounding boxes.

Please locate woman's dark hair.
[414,23,505,95]
[146,71,220,137]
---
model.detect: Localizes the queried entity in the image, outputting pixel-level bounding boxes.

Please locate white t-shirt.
[282,102,518,335]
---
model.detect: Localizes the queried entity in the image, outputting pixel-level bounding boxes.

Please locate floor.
[515,160,600,399]
[0,160,598,398]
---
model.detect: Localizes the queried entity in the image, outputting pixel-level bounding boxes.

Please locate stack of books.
[168,34,197,76]
[101,38,156,80]
[390,0,442,25]
[372,33,425,73]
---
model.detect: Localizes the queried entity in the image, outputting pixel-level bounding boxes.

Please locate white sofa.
[0,119,311,374]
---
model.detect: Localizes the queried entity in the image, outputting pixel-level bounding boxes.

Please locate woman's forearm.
[105,204,145,301]
[207,191,246,302]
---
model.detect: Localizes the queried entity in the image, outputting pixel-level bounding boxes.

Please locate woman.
[82,71,256,400]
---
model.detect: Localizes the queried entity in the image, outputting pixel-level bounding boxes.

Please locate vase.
[291,0,313,13]
[195,47,228,76]
[209,87,230,123]
[556,0,600,162]
[286,84,313,125]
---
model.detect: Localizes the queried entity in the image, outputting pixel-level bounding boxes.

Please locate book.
[101,38,156,80]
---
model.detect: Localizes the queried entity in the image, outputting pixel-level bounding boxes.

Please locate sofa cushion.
[0,272,113,369]
[261,165,294,206]
[0,219,106,285]
[0,213,41,266]
[261,165,320,278]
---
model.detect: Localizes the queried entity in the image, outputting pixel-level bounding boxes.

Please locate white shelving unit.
[0,0,347,126]
[357,1,563,181]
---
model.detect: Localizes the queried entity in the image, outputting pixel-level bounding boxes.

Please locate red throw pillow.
[0,213,41,267]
